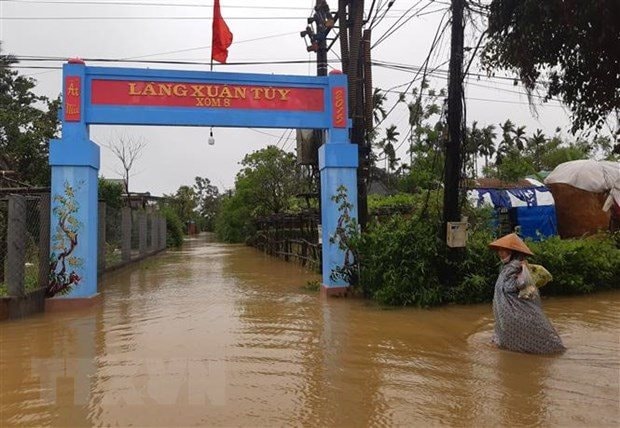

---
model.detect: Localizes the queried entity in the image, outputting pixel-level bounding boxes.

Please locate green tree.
[525,129,547,171]
[495,119,515,167]
[98,177,124,209]
[482,0,619,133]
[235,146,301,216]
[0,45,60,186]
[375,124,400,173]
[398,86,446,192]
[165,185,198,226]
[478,124,497,171]
[193,176,220,231]
[215,146,303,243]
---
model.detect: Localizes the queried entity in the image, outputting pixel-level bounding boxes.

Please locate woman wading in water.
[489,233,565,354]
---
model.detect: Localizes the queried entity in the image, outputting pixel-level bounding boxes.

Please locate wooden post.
[98,202,106,273]
[121,207,131,262]
[7,195,26,297]
[138,211,147,256]
[38,193,50,290]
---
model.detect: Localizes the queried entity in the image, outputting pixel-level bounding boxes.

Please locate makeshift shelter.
[545,160,620,238]
[467,178,557,240]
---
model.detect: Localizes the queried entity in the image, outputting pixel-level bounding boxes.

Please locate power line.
[0,13,410,21]
[373,4,448,49]
[1,0,416,13]
[0,0,331,8]
[124,31,300,60]
[371,10,451,133]
[9,58,344,68]
[1,15,320,20]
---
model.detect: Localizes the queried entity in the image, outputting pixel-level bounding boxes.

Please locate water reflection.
[0,308,101,427]
[0,234,618,427]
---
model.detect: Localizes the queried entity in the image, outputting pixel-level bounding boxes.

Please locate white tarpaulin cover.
[545,160,620,211]
[544,160,620,193]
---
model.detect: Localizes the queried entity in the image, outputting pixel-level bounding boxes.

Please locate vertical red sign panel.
[64,76,81,122]
[331,87,347,128]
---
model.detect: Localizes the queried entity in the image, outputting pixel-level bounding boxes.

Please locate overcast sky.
[0,0,572,195]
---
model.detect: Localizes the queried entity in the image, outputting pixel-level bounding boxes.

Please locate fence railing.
[250,211,322,272]
[1,193,167,299]
[0,194,49,298]
[98,205,167,274]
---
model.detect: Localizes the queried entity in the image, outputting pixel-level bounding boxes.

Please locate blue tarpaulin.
[513,206,558,240]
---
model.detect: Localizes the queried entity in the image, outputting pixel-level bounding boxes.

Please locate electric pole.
[299,1,336,217]
[443,0,465,240]
[313,0,330,178]
[339,0,369,230]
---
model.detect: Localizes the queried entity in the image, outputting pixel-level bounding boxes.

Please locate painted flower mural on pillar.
[48,181,84,297]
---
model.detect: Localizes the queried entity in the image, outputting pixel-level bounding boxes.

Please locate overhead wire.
[370,9,450,134]
[372,3,448,49]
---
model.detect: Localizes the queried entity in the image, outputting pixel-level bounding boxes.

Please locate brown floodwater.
[1,234,619,427]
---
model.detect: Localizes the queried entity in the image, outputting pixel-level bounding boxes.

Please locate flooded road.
[1,234,619,427]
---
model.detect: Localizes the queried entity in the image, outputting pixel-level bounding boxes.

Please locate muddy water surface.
[1,234,618,427]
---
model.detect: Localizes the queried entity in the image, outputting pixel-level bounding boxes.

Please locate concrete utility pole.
[443,0,465,239]
[313,0,330,166]
[315,0,330,77]
[299,1,335,190]
[339,0,369,229]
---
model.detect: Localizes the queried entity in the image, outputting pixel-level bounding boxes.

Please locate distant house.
[466,178,558,240]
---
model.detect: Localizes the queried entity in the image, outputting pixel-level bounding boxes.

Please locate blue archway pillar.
[320,72,358,297]
[48,61,100,300]
[319,140,358,297]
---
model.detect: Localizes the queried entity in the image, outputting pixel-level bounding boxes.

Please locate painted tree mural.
[48,181,84,297]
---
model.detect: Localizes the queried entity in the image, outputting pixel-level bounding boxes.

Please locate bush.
[161,206,184,248]
[214,194,255,243]
[353,207,620,307]
[356,215,445,307]
[529,234,620,295]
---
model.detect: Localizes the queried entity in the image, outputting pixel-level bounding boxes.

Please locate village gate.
[49,60,357,301]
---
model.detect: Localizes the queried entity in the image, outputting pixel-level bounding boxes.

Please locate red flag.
[211,0,233,64]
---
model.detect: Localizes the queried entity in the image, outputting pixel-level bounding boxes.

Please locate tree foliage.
[215,146,303,243]
[482,0,620,133]
[0,44,60,186]
[193,176,220,231]
[235,146,301,216]
[98,177,124,209]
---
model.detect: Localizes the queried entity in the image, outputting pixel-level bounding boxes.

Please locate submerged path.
[1,234,618,426]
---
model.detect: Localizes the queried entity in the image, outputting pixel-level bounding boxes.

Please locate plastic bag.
[517,262,539,300]
[529,264,553,288]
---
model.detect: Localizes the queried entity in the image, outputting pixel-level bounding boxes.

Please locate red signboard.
[331,87,347,128]
[91,80,325,112]
[64,76,81,122]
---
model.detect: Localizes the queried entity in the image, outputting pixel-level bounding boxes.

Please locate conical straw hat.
[488,233,534,256]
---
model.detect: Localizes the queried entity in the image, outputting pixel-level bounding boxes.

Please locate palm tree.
[513,125,527,150]
[527,129,547,171]
[479,124,497,171]
[372,88,387,124]
[375,124,400,173]
[496,119,515,166]
[465,121,483,177]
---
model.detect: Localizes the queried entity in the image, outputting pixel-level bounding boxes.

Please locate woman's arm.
[502,260,526,293]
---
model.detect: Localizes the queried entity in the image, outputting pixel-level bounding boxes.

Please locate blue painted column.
[320,72,358,296]
[48,61,100,300]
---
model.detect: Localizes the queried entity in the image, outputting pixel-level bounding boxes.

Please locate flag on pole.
[211,0,233,64]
